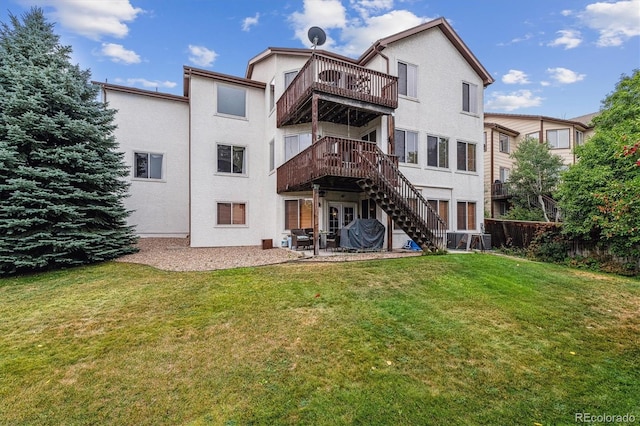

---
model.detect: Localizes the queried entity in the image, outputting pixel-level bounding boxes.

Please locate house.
[97,17,493,251]
[483,112,596,218]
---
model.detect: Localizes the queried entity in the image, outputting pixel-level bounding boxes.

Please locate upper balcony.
[491,182,511,199]
[277,54,398,128]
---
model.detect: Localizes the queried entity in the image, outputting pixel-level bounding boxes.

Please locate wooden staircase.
[355,147,447,252]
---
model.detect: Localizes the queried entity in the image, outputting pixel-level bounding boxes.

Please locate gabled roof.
[246,47,357,79]
[570,112,600,127]
[484,112,594,130]
[484,122,520,136]
[358,17,494,87]
[93,81,189,103]
[245,17,494,87]
[184,66,266,98]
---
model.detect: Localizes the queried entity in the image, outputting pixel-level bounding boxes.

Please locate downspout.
[539,118,544,144]
[373,42,390,74]
[186,69,193,245]
[490,127,495,218]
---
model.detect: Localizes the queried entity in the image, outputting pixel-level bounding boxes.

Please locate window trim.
[132,151,165,181]
[546,128,570,149]
[397,60,418,98]
[456,201,477,231]
[427,199,450,229]
[456,140,477,173]
[216,83,247,119]
[427,134,449,169]
[394,128,419,165]
[499,133,510,153]
[284,133,312,162]
[216,143,247,176]
[216,201,248,227]
[462,81,478,115]
[284,70,299,89]
[284,198,313,231]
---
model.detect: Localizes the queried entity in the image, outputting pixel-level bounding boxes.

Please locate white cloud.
[115,78,177,89]
[547,67,586,84]
[561,9,574,16]
[485,90,544,112]
[502,69,531,85]
[288,0,432,56]
[289,0,348,49]
[22,0,143,40]
[579,0,640,47]
[101,43,140,64]
[188,45,218,67]
[242,13,260,31]
[351,0,394,19]
[548,29,582,49]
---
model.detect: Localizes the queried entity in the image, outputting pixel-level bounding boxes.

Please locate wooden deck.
[277,136,397,193]
[277,54,398,128]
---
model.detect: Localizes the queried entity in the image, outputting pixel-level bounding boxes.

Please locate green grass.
[1,254,638,425]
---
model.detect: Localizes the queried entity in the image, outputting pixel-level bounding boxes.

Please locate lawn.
[1,254,638,425]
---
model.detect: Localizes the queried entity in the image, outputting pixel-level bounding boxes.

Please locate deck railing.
[277,53,398,126]
[356,147,448,251]
[276,136,389,192]
[491,182,510,198]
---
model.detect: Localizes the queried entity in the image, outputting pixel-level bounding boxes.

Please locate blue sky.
[3,0,639,119]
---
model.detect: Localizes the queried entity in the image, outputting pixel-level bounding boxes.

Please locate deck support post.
[313,183,320,256]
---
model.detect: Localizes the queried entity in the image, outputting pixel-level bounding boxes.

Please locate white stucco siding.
[189,75,272,247]
[382,27,486,244]
[107,90,190,237]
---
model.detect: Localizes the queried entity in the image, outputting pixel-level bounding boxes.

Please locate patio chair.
[325,232,341,252]
[291,229,312,250]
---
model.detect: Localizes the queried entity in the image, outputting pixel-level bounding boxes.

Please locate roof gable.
[358,17,494,87]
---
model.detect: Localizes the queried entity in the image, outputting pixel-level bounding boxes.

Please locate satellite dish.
[308,26,326,49]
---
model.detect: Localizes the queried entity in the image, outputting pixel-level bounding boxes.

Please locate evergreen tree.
[557,70,640,257]
[503,137,565,222]
[0,8,137,276]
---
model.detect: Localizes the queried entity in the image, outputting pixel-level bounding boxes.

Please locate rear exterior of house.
[483,113,595,218]
[99,18,494,250]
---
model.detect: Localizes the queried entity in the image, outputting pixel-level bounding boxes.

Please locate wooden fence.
[484,219,560,248]
[484,218,639,273]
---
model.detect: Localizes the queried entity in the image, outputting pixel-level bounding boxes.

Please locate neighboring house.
[98,17,493,250]
[483,112,596,218]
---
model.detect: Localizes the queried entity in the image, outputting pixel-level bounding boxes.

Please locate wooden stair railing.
[354,147,447,252]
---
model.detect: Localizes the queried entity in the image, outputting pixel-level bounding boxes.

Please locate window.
[134,152,163,179]
[284,133,312,162]
[483,132,487,152]
[217,202,246,225]
[427,135,449,168]
[462,82,478,114]
[269,139,275,171]
[269,79,275,111]
[527,132,540,142]
[499,133,510,153]
[499,167,510,182]
[428,199,449,228]
[284,199,312,230]
[217,144,246,174]
[361,198,377,220]
[284,71,298,88]
[394,129,418,164]
[361,129,376,142]
[217,84,246,117]
[398,61,417,98]
[457,201,476,231]
[457,141,476,172]
[547,129,570,149]
[575,130,584,146]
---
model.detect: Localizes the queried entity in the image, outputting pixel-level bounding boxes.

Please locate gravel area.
[116,238,422,272]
